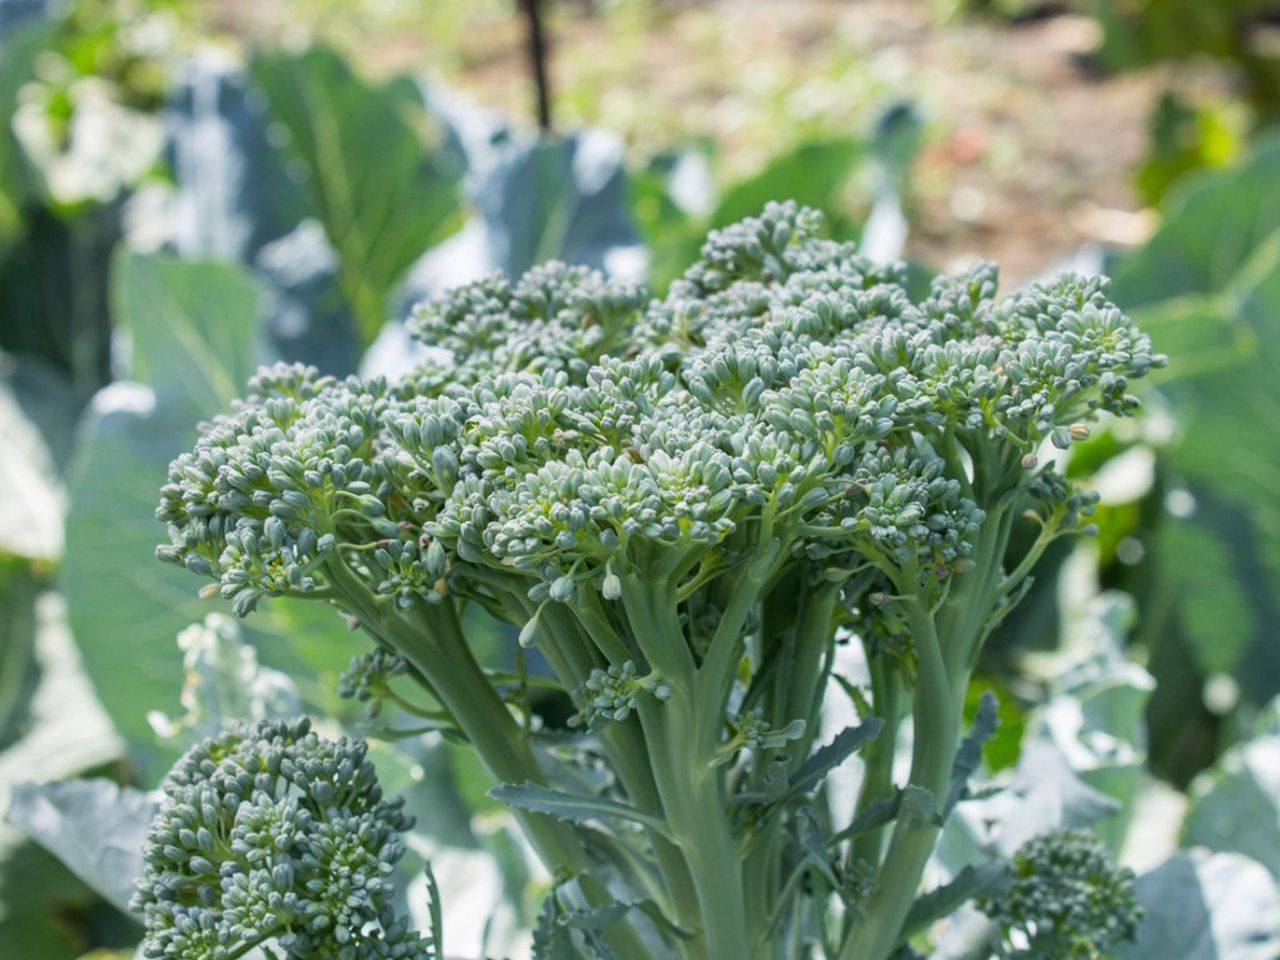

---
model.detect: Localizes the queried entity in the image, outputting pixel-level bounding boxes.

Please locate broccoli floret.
[338,648,410,717]
[977,830,1142,959]
[132,718,431,960]
[571,660,672,727]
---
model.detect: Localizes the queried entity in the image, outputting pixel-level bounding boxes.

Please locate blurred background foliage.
[1,0,1279,957]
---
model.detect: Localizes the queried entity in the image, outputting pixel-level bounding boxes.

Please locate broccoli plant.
[153,202,1159,959]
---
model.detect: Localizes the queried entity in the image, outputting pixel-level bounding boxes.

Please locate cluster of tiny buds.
[713,709,806,765]
[337,648,410,717]
[132,718,431,960]
[155,201,1162,659]
[977,829,1141,959]
[571,661,672,726]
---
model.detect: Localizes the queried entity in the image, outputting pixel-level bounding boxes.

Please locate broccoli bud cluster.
[572,660,673,726]
[977,829,1141,959]
[132,718,431,960]
[338,648,410,718]
[157,201,1162,634]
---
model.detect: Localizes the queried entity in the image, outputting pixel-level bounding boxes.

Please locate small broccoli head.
[132,718,430,960]
[977,829,1141,959]
[338,648,410,718]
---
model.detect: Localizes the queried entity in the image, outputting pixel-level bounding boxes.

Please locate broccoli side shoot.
[132,718,431,960]
[977,830,1142,959]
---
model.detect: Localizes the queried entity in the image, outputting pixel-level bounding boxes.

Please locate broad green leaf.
[472,130,641,279]
[163,62,308,263]
[398,124,645,316]
[1110,134,1280,307]
[0,584,122,953]
[163,63,360,375]
[710,138,865,233]
[901,860,1010,943]
[1137,242,1280,702]
[112,252,266,421]
[249,46,462,344]
[7,779,156,916]
[0,373,63,560]
[0,837,96,960]
[63,387,214,775]
[943,738,1119,865]
[1118,852,1280,960]
[0,590,119,794]
[1182,734,1280,880]
[489,781,670,836]
[1036,596,1153,851]
[1130,295,1256,386]
[1,352,80,472]
[0,558,39,751]
[1158,519,1254,676]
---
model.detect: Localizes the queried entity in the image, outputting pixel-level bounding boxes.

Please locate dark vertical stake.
[519,0,553,131]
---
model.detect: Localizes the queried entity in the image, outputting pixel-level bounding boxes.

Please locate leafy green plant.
[1093,0,1280,120]
[1085,135,1280,781]
[247,46,464,348]
[1134,91,1246,207]
[142,201,1162,958]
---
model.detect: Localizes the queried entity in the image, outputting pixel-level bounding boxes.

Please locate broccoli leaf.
[900,861,1010,943]
[6,779,156,916]
[1119,852,1280,960]
[490,782,671,837]
[112,252,267,422]
[783,717,885,803]
[249,45,462,346]
[944,691,999,818]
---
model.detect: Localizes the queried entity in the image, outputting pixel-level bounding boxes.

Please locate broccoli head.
[132,718,431,960]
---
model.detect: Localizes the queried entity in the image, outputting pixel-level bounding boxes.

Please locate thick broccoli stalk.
[132,718,431,960]
[155,202,1161,960]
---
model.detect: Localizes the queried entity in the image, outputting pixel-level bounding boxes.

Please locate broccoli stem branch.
[848,653,902,876]
[539,601,702,938]
[784,579,841,758]
[623,575,750,959]
[322,556,652,959]
[839,584,958,960]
